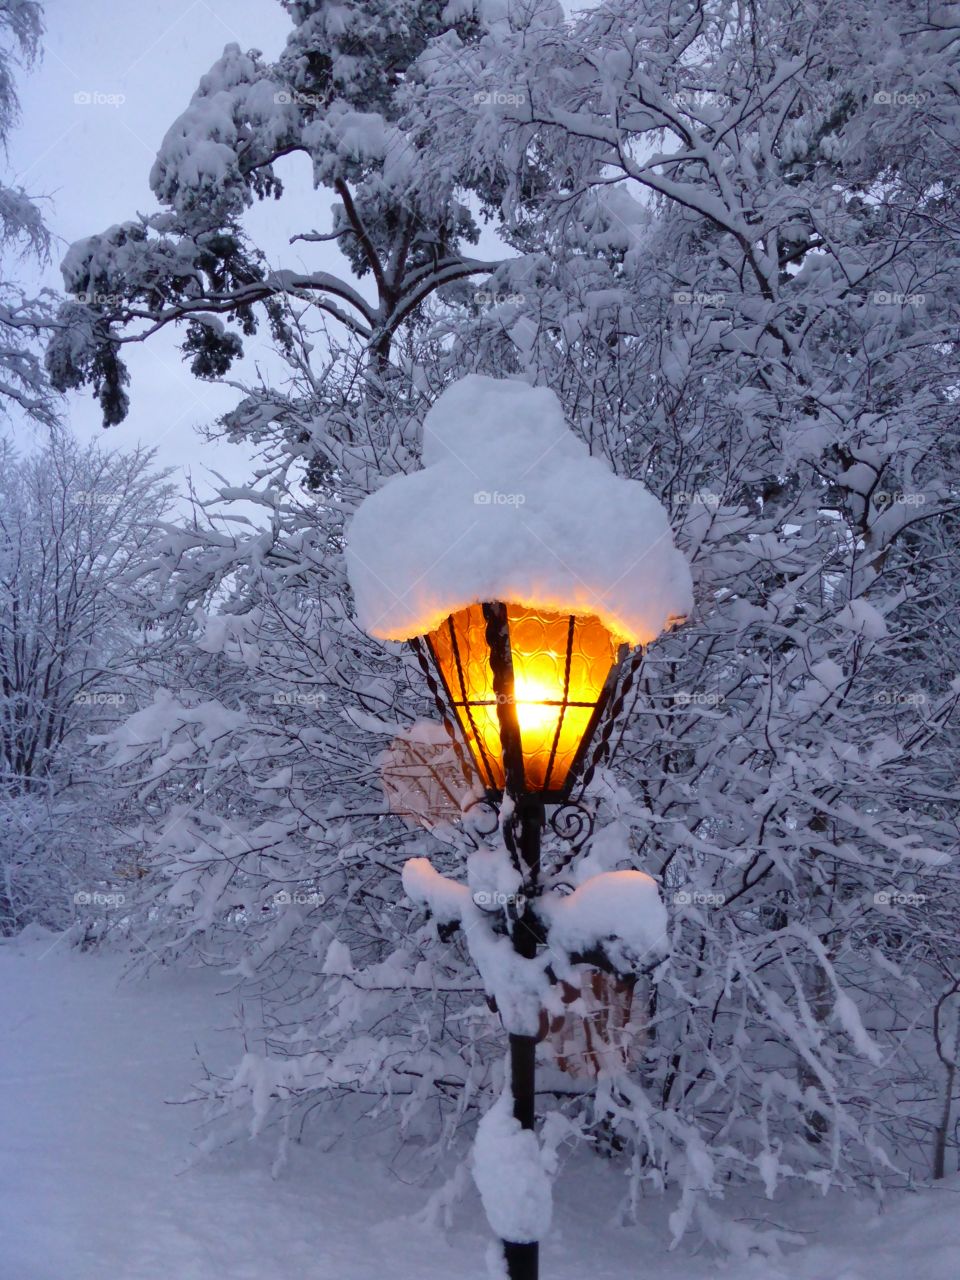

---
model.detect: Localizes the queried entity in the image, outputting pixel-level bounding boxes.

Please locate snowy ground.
[1,930,958,1280]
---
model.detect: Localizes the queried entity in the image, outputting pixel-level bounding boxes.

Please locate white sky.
[6,0,356,494]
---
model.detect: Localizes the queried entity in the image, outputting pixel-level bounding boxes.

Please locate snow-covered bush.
[0,432,173,932]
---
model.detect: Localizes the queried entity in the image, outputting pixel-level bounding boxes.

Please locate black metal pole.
[480,602,557,1278]
[503,793,542,1280]
[481,603,544,1280]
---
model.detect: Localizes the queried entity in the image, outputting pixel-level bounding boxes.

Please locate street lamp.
[414,599,629,1280]
[346,375,691,1280]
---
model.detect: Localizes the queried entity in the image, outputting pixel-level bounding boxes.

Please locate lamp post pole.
[484,603,543,1280]
[502,791,543,1280]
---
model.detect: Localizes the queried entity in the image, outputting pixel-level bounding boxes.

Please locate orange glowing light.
[425,603,622,797]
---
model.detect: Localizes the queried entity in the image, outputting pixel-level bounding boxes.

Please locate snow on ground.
[1,929,958,1280]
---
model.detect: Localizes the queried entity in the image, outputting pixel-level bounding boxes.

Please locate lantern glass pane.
[426,603,620,796]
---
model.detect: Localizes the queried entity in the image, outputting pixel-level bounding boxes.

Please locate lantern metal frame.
[420,600,627,804]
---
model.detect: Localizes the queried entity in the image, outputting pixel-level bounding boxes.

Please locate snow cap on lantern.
[346,375,692,645]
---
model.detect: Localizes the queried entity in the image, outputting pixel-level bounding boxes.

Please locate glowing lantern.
[423,602,623,800]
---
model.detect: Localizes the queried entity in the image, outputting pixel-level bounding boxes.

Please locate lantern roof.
[346,375,692,645]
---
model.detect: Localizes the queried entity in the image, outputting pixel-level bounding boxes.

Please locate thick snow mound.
[402,855,470,924]
[346,376,692,644]
[472,1091,553,1243]
[538,870,669,973]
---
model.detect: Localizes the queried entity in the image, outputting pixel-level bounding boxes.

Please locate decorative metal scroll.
[548,797,596,857]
